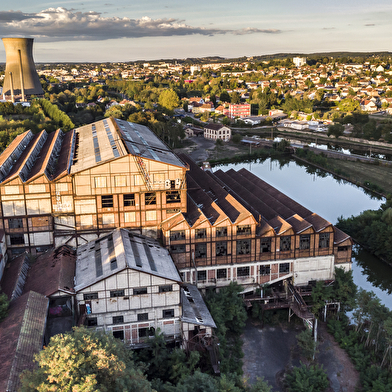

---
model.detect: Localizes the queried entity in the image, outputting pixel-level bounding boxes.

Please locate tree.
[21,327,152,392]
[231,92,241,104]
[284,363,328,392]
[0,290,9,321]
[159,89,180,113]
[332,267,357,313]
[327,123,344,138]
[220,90,231,103]
[246,377,272,392]
[296,329,318,361]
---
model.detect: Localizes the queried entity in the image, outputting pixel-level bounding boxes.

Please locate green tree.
[327,123,344,138]
[332,267,357,313]
[220,90,231,103]
[296,329,318,361]
[231,92,241,104]
[285,363,328,392]
[0,290,9,321]
[159,89,180,113]
[20,327,151,392]
[246,377,272,392]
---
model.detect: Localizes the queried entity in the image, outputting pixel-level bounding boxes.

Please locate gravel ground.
[241,318,360,392]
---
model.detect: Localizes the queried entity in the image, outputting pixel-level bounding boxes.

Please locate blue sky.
[0,1,391,63]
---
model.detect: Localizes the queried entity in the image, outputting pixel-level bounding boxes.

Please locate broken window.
[138,313,149,321]
[195,243,207,258]
[280,236,291,251]
[10,234,25,245]
[145,192,156,205]
[216,227,228,237]
[159,285,173,293]
[113,330,124,340]
[110,290,124,298]
[197,270,207,282]
[112,315,124,324]
[166,190,181,203]
[237,225,251,235]
[83,293,98,300]
[260,238,271,253]
[170,230,186,241]
[8,218,23,229]
[216,241,227,256]
[338,246,349,252]
[134,287,147,295]
[101,195,113,208]
[260,265,271,275]
[162,309,175,318]
[195,228,207,239]
[217,268,227,280]
[87,317,97,326]
[237,239,251,255]
[237,266,250,277]
[123,193,135,207]
[279,263,290,273]
[170,244,186,253]
[300,234,310,250]
[319,233,330,248]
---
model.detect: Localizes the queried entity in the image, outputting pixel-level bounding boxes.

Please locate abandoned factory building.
[0,117,352,293]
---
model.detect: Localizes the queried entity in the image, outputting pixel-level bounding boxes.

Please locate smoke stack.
[2,38,44,102]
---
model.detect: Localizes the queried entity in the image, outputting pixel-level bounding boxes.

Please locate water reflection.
[215,157,392,308]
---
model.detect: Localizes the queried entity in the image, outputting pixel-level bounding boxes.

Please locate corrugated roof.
[0,291,48,392]
[74,229,181,291]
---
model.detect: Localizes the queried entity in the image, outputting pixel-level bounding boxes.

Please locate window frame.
[101,195,114,208]
[110,289,125,298]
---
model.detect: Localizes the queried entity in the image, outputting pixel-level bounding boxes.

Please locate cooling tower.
[2,37,44,102]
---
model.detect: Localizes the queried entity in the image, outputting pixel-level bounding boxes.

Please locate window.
[138,313,149,321]
[170,244,186,253]
[163,309,175,318]
[124,194,135,207]
[216,241,227,256]
[101,195,113,208]
[260,265,271,276]
[8,218,23,229]
[197,270,206,282]
[237,239,251,255]
[87,317,98,326]
[166,191,181,203]
[195,243,207,258]
[300,234,310,250]
[319,233,330,248]
[237,225,251,235]
[134,287,147,295]
[138,327,149,338]
[83,293,98,300]
[113,330,124,340]
[170,230,186,241]
[338,246,349,252]
[112,315,124,324]
[216,227,227,237]
[145,211,157,221]
[159,285,173,293]
[10,234,25,245]
[237,266,250,277]
[110,290,124,298]
[279,263,290,273]
[217,268,227,280]
[280,236,291,251]
[110,259,117,270]
[114,176,127,187]
[195,228,207,239]
[145,192,156,205]
[260,238,271,253]
[124,212,136,223]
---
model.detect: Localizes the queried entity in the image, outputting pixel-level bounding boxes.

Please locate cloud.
[0,10,44,22]
[365,23,375,26]
[322,27,335,30]
[0,7,280,41]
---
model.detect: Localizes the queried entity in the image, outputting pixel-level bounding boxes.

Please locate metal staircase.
[134,155,152,190]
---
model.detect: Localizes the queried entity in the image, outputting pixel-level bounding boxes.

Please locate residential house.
[203,124,231,142]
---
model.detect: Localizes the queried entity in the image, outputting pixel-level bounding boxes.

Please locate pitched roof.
[0,291,48,392]
[23,246,76,297]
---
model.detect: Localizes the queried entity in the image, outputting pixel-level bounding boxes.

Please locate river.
[215,157,392,309]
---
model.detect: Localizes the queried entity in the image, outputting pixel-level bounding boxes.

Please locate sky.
[0,1,391,63]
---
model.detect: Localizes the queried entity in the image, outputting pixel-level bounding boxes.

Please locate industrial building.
[0,117,352,293]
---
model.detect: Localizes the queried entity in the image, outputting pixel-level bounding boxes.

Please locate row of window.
[83,285,173,300]
[86,309,175,327]
[170,234,331,256]
[101,191,181,209]
[196,263,290,281]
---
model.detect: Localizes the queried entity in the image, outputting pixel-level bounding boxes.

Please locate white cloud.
[0,7,281,41]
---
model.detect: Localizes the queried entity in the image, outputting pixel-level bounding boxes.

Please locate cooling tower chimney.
[2,38,44,102]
